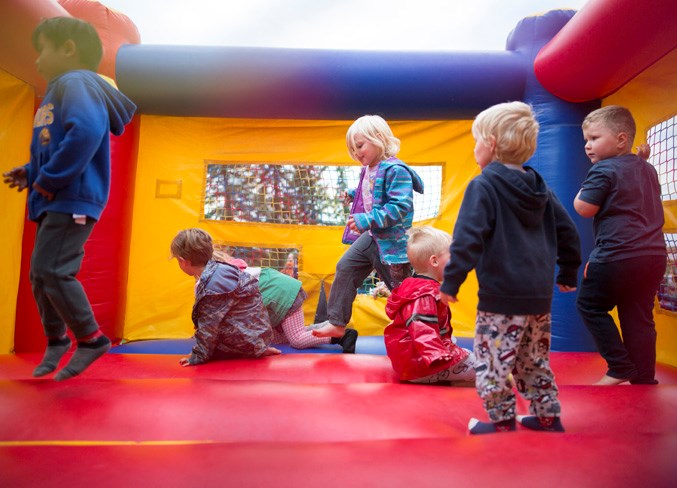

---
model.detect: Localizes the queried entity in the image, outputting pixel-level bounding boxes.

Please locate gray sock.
[33,337,72,377]
[54,336,111,381]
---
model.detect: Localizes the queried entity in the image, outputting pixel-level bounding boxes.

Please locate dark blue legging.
[576,254,666,384]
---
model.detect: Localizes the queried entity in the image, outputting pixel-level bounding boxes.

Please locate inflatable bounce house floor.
[1,338,676,488]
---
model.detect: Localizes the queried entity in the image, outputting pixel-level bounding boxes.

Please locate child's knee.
[30,265,59,285]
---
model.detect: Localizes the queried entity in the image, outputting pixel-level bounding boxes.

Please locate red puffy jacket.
[384,276,467,381]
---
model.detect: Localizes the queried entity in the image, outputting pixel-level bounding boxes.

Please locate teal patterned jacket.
[345,158,424,264]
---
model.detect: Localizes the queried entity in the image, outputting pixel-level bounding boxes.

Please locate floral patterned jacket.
[189,260,272,364]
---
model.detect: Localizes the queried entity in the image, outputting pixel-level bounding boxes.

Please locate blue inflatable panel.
[116,45,526,119]
[508,10,598,352]
[111,336,475,355]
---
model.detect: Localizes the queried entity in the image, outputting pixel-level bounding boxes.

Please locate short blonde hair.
[472,101,539,165]
[170,228,213,266]
[406,226,452,273]
[582,105,636,146]
[346,115,400,162]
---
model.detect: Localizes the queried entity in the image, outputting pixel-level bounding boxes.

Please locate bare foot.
[311,323,345,338]
[262,346,282,356]
[594,374,629,385]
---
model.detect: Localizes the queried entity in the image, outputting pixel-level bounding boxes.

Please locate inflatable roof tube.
[534,0,677,102]
[116,45,527,120]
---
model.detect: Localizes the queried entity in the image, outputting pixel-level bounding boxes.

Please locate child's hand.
[439,291,457,305]
[347,216,360,234]
[342,191,353,207]
[3,167,28,191]
[371,281,391,299]
[32,182,54,201]
[636,143,651,160]
[557,284,577,293]
[179,357,191,367]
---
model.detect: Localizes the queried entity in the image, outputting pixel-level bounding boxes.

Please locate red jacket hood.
[386,276,440,319]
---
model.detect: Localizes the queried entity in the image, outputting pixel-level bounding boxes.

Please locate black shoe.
[332,328,358,354]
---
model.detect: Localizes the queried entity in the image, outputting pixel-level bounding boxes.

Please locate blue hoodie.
[25,70,137,221]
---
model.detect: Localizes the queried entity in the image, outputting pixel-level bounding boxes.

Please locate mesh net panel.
[659,233,677,312]
[214,243,299,277]
[647,115,677,312]
[203,162,441,225]
[647,115,676,201]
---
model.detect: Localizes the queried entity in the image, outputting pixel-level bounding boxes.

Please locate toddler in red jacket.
[384,226,476,385]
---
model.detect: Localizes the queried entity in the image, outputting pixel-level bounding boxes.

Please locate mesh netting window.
[203,162,442,225]
[659,233,677,312]
[647,115,677,201]
[650,116,677,313]
[214,243,300,276]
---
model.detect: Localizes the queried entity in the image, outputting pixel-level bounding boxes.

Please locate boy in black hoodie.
[440,101,581,434]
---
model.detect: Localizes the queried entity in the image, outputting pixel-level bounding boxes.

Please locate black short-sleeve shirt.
[578,153,666,262]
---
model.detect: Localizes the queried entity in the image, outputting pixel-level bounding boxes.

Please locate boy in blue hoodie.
[440,102,581,434]
[2,17,136,380]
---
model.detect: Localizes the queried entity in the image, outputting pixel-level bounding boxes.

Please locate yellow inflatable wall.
[123,117,479,341]
[605,48,677,366]
[0,70,33,354]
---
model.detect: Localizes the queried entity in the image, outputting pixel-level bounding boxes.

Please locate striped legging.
[270,308,332,349]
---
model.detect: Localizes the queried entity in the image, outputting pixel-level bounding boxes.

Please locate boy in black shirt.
[574,105,666,385]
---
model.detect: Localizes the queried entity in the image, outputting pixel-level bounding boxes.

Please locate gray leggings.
[327,232,411,326]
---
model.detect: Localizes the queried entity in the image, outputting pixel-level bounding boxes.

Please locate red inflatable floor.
[1,351,676,488]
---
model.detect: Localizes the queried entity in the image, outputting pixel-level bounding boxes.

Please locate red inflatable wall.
[9,0,139,352]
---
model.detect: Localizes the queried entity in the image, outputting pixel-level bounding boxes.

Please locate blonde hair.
[582,105,636,146]
[170,228,213,266]
[472,101,539,165]
[406,226,452,273]
[346,115,400,162]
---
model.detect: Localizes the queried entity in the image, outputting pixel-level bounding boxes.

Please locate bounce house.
[1,0,676,486]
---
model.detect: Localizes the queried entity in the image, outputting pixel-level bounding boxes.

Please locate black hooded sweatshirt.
[441,162,581,315]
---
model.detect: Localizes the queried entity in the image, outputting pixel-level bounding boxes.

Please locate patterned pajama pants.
[410,349,477,384]
[473,311,561,423]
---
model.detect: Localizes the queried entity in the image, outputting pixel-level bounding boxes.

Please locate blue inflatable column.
[507,10,599,352]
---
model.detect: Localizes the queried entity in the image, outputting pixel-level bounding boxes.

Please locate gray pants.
[327,233,411,326]
[30,212,99,339]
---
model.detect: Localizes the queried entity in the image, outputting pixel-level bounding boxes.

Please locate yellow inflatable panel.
[123,116,477,341]
[0,71,33,354]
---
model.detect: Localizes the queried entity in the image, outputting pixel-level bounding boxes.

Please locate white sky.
[100,0,589,51]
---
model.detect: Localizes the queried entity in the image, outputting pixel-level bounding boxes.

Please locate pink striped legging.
[270,308,332,349]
